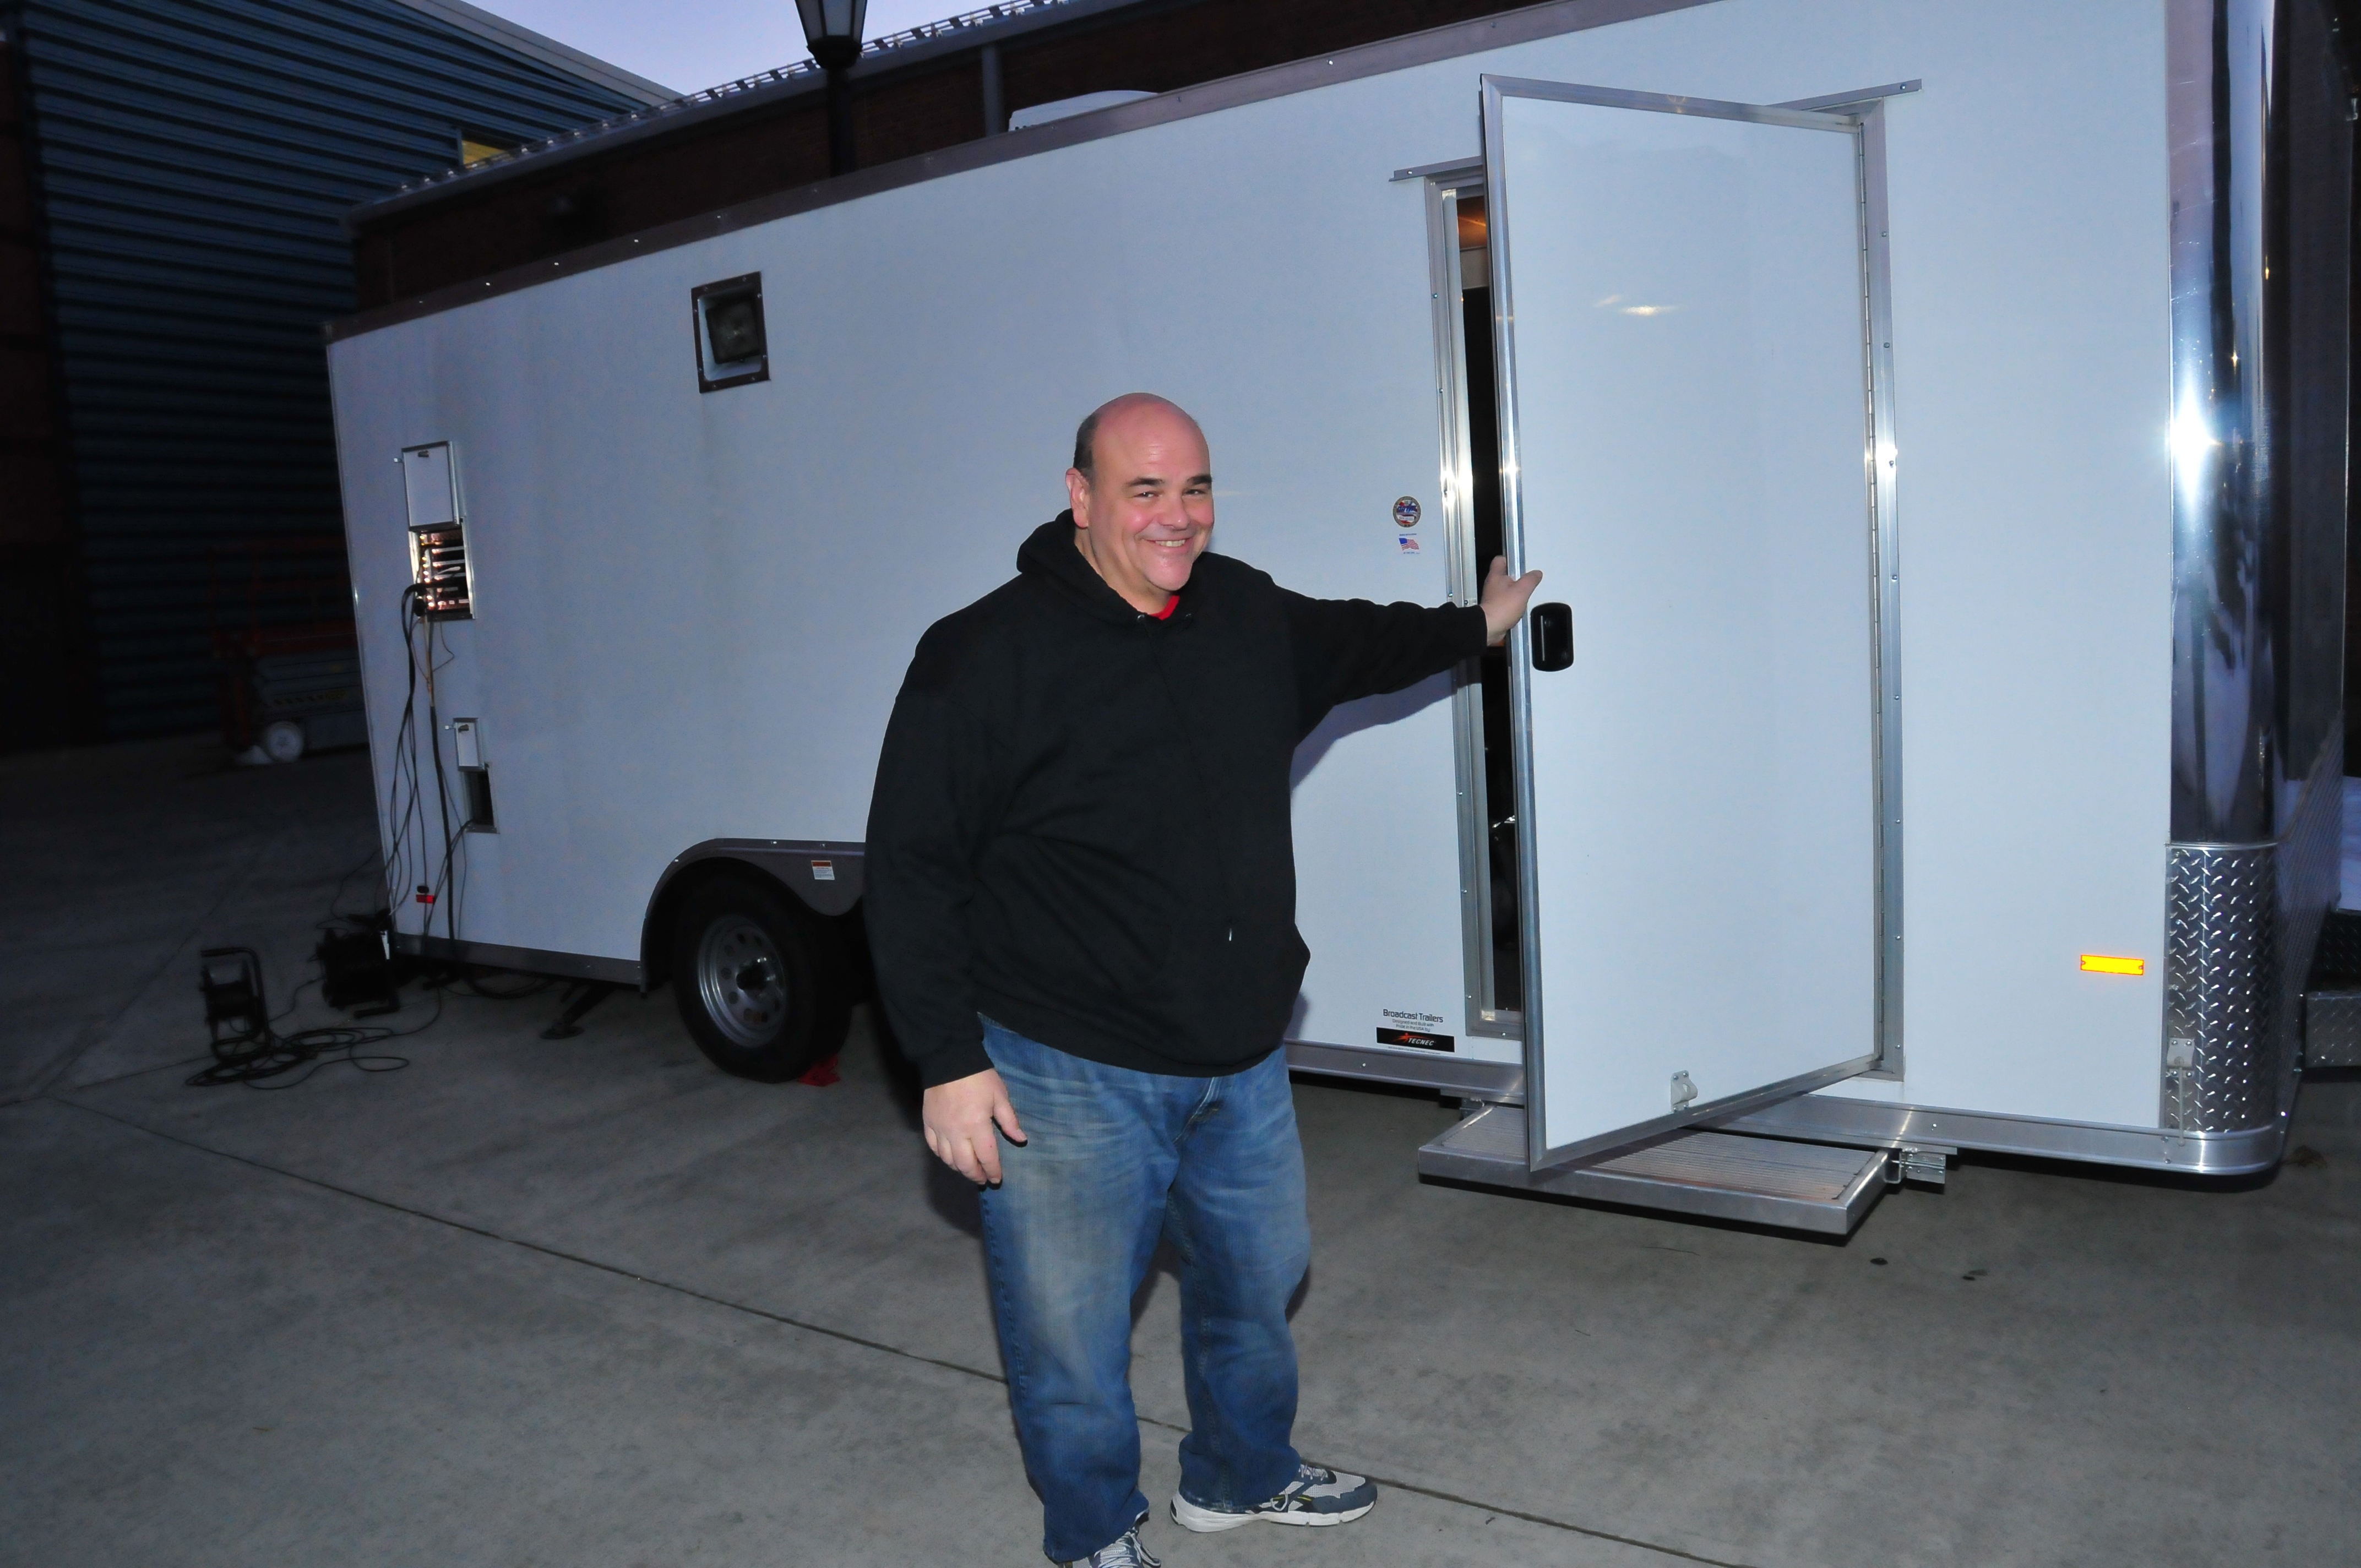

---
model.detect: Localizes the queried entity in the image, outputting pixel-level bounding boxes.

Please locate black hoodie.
[863,514,1488,1086]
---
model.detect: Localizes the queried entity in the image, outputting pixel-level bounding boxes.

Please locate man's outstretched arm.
[1281,556,1542,731]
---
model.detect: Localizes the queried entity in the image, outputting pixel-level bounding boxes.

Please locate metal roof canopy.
[330,0,1712,341]
[349,0,1161,223]
[387,0,679,104]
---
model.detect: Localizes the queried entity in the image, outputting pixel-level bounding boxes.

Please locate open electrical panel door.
[1483,78,1901,1170]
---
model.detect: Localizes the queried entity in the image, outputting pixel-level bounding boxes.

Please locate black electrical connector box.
[318,921,404,1016]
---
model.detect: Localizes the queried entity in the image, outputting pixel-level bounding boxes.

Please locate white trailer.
[328,0,2353,1233]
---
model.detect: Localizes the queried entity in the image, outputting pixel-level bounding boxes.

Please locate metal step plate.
[1418,1104,1889,1234]
[2305,989,2361,1069]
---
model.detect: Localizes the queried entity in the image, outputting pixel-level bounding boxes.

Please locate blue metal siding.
[10,0,643,739]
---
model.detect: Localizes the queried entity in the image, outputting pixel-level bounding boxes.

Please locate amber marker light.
[2080,954,2146,976]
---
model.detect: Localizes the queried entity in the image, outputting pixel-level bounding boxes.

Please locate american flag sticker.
[1398,535,1421,554]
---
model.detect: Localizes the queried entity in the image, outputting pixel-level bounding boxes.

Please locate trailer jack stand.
[540,981,617,1039]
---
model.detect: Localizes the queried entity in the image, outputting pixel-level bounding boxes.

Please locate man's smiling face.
[1067,394,1214,614]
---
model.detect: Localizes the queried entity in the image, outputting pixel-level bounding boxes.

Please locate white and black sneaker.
[1170,1463,1378,1532]
[1055,1524,1160,1567]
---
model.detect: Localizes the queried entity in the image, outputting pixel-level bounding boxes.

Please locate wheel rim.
[694,914,788,1048]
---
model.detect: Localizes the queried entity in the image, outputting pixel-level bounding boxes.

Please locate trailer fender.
[640,839,865,988]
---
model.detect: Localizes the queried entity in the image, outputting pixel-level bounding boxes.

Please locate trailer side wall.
[330,0,2177,1121]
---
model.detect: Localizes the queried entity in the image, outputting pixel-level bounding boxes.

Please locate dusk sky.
[488,0,982,97]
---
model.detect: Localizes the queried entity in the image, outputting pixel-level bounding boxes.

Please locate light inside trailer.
[2080,954,2145,976]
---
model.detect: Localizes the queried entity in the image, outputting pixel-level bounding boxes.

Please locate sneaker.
[1170,1463,1378,1532]
[1054,1526,1160,1567]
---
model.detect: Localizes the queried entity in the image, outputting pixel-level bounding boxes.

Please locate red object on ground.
[206,536,358,750]
[797,1053,841,1087]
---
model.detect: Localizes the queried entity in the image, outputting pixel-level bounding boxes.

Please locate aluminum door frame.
[1479,76,1906,1171]
[1411,157,1527,1044]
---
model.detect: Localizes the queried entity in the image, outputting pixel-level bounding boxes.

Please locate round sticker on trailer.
[1393,496,1422,527]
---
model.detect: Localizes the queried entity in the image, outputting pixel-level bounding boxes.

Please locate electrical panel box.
[402,442,471,618]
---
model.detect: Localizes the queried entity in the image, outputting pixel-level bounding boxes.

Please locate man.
[865,394,1540,1567]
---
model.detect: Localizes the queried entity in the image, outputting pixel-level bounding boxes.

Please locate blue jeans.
[978,1018,1311,1562]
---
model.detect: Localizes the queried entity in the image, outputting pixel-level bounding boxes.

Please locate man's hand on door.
[1481,556,1545,645]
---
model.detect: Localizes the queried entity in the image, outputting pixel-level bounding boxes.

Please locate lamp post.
[796,0,868,176]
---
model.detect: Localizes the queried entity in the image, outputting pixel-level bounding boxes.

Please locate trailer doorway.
[1421,170,1525,1044]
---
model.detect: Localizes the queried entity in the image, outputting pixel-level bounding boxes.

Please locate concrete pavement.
[4,737,2355,1566]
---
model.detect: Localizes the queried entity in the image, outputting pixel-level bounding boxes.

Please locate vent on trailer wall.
[402,442,472,618]
[691,273,768,392]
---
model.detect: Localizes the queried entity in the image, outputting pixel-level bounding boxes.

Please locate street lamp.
[796,0,868,176]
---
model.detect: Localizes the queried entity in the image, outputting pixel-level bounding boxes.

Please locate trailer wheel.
[668,874,850,1082]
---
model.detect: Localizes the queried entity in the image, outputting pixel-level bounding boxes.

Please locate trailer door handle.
[1530,602,1574,671]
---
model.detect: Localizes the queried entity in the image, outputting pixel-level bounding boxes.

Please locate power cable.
[187,948,432,1090]
[363,579,558,1005]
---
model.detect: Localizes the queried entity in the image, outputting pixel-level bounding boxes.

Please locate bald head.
[1064,392,1215,614]
[1071,393,1206,482]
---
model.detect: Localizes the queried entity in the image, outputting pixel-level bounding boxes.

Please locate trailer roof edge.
[325,0,1721,345]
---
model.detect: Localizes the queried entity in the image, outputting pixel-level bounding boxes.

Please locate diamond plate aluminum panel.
[2164,743,2342,1134]
[2164,842,2276,1132]
[2302,990,2361,1069]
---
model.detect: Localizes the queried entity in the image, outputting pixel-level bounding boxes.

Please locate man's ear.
[1065,467,1093,528]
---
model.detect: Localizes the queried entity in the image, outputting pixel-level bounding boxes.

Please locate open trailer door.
[1422,78,1905,1231]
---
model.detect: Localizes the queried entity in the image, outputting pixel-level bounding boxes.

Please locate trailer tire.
[668,874,850,1082]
